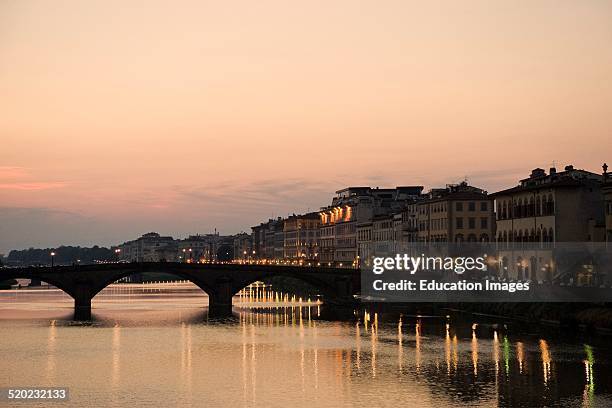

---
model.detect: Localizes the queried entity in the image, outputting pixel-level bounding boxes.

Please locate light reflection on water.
[0,283,611,407]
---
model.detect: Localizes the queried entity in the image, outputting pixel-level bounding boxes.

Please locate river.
[0,283,610,407]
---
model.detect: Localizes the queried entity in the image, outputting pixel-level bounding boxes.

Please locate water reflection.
[355,321,361,371]
[445,323,451,375]
[180,321,193,401]
[471,324,478,377]
[371,313,377,377]
[397,316,403,374]
[493,330,499,376]
[1,284,612,407]
[111,323,121,388]
[516,341,524,374]
[452,334,458,372]
[415,320,421,374]
[540,339,551,386]
[583,344,595,407]
[45,319,57,384]
[503,335,511,376]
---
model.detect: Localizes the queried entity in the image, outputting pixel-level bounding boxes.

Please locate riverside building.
[603,164,612,244]
[491,165,606,284]
[319,186,423,267]
[416,182,495,243]
[118,232,177,262]
[283,212,320,262]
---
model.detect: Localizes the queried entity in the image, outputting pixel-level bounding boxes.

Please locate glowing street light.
[50,251,56,267]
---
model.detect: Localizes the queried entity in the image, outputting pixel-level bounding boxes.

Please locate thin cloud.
[0,166,28,179]
[171,178,336,210]
[0,167,67,191]
[0,182,67,191]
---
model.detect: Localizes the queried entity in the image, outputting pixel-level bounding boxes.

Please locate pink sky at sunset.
[1,0,611,253]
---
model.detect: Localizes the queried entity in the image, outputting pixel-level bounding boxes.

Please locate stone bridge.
[0,263,361,320]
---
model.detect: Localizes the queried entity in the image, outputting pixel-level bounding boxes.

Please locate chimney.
[565,164,574,171]
[549,167,556,175]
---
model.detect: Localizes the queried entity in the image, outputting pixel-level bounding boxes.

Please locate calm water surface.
[0,283,611,407]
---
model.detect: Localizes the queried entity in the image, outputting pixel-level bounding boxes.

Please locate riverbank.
[450,302,612,334]
[363,301,612,335]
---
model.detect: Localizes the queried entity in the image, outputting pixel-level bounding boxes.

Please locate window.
[481,217,488,229]
[456,217,463,229]
[547,194,554,215]
[456,202,463,211]
[468,202,476,211]
[481,201,488,211]
[468,217,475,229]
[549,227,554,242]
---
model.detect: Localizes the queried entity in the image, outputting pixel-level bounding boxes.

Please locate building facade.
[233,232,253,261]
[603,164,612,243]
[356,221,373,267]
[491,165,606,283]
[319,186,423,267]
[492,166,604,245]
[372,214,395,257]
[119,232,178,262]
[177,233,223,263]
[417,182,494,243]
[283,213,320,262]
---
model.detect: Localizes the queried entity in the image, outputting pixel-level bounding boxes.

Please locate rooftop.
[491,164,603,197]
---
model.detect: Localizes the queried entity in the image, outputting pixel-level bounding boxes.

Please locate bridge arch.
[88,268,215,299]
[230,269,354,304]
[0,271,77,299]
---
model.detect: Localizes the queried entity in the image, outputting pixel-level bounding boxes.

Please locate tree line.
[4,246,115,266]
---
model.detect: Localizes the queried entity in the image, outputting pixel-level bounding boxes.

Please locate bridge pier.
[74,296,92,321]
[208,297,233,317]
[208,277,233,318]
[335,276,354,299]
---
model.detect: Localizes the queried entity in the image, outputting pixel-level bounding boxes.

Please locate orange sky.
[1,0,611,252]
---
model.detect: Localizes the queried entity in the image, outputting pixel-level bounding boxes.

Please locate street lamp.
[50,251,56,267]
[115,248,121,261]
